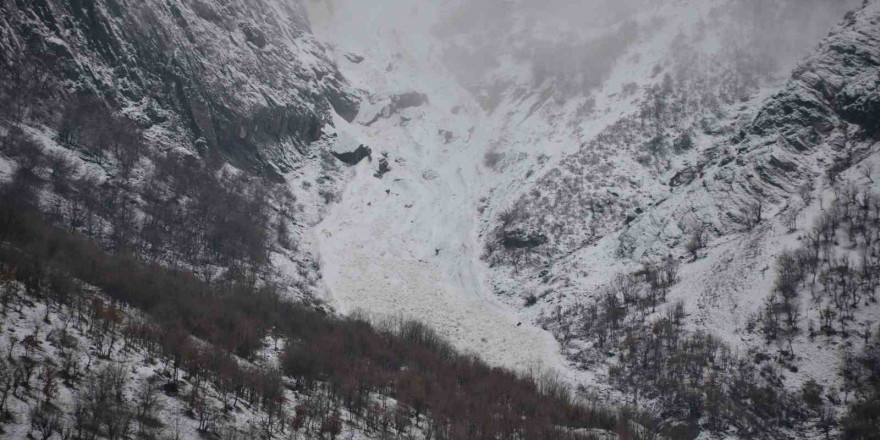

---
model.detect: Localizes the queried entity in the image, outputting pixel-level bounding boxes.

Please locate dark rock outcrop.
[391,92,429,111]
[619,3,880,256]
[752,7,880,139]
[344,53,365,64]
[333,144,372,165]
[501,229,548,249]
[364,91,429,126]
[374,156,391,179]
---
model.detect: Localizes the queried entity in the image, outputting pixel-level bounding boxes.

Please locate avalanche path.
[305,1,569,374]
[314,146,562,372]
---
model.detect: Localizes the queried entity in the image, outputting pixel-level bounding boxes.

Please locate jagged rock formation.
[754,11,880,137]
[620,3,880,259]
[482,1,877,271]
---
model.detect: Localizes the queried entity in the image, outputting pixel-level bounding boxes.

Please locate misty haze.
[0,0,878,439]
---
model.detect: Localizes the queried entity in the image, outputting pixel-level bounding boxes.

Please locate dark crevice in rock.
[768,155,797,173]
[391,91,428,110]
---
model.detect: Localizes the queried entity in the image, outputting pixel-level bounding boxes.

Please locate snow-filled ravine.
[312,122,565,372]
[303,0,575,374]
[302,0,739,379]
[301,0,734,379]
[302,0,871,391]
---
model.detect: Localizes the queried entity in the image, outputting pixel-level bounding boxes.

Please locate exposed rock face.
[0,0,359,171]
[332,144,372,165]
[390,92,429,111]
[732,5,880,199]
[753,10,880,138]
[619,3,880,258]
[501,229,548,250]
[669,166,701,188]
[364,91,429,126]
[487,2,879,270]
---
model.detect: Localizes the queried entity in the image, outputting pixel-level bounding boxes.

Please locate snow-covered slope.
[3,0,874,436]
[537,0,880,351]
[305,0,862,365]
[0,0,367,303]
[304,0,878,436]
[489,1,880,434]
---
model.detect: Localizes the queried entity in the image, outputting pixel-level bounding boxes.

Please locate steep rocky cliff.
[618,3,880,259]
[0,0,358,172]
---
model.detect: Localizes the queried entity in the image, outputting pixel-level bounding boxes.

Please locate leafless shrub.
[797,181,814,208]
[483,150,505,170]
[318,189,337,204]
[737,199,764,230]
[684,222,708,260]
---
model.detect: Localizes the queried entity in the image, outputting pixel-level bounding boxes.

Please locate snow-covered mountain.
[305,0,865,354]
[306,0,879,437]
[1,0,879,438]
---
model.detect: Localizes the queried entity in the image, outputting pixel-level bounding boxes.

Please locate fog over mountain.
[311,0,861,102]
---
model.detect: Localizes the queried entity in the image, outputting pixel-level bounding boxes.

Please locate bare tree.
[30,403,63,440]
[0,356,15,413]
[860,163,875,183]
[685,222,707,260]
[784,209,798,233]
[798,180,815,205]
[741,199,764,230]
[134,377,163,433]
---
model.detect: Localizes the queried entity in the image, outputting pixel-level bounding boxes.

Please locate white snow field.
[305,0,574,374]
[314,126,566,372]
